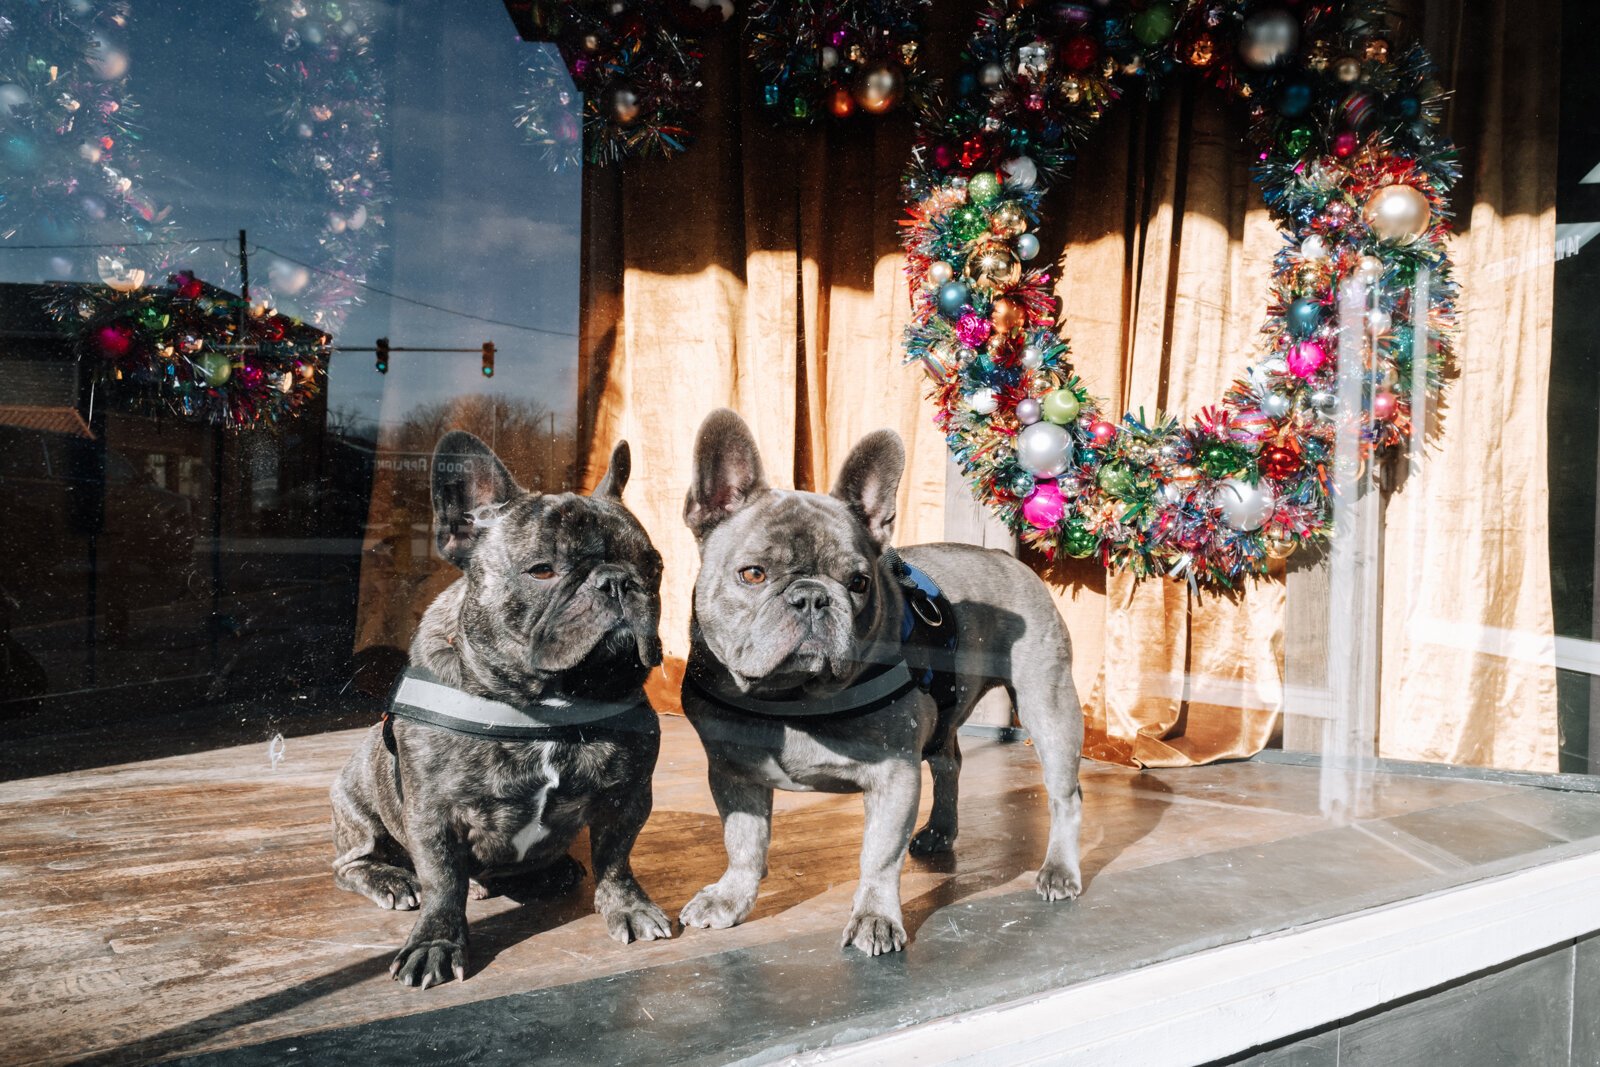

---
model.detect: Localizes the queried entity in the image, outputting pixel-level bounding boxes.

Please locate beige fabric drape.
[1369,0,1561,769]
[542,1,1559,770]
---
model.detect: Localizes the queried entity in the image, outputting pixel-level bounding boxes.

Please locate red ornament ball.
[96,322,134,359]
[1333,131,1359,158]
[1089,420,1117,448]
[959,137,991,169]
[1063,35,1098,71]
[1371,391,1398,420]
[177,275,204,300]
[1259,444,1301,479]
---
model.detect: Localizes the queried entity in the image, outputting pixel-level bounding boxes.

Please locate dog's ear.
[591,440,630,500]
[432,431,523,568]
[684,409,767,542]
[832,429,904,550]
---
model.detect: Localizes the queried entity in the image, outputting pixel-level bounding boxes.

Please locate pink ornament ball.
[1022,480,1067,529]
[1371,391,1398,420]
[1089,420,1117,448]
[1287,340,1327,379]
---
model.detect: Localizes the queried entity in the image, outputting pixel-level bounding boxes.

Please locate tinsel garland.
[746,0,930,122]
[59,271,328,429]
[901,0,1459,587]
[0,1,174,259]
[259,0,390,334]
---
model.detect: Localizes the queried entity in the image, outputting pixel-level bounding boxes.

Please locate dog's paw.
[909,824,957,856]
[473,855,586,902]
[389,937,467,990]
[679,884,755,930]
[338,862,420,911]
[1035,863,1083,902]
[601,898,673,944]
[841,911,907,956]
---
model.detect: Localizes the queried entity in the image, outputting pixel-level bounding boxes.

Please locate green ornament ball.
[1041,388,1081,425]
[139,307,170,331]
[1097,463,1136,498]
[1062,519,1098,558]
[968,172,1001,204]
[948,204,989,244]
[196,352,233,387]
[1280,124,1314,158]
[1199,443,1244,477]
[1132,3,1177,45]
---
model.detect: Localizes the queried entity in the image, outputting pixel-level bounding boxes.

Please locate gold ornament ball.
[1263,528,1296,560]
[855,64,902,115]
[1364,38,1390,63]
[990,201,1028,237]
[963,240,1023,291]
[991,296,1026,335]
[1363,185,1432,244]
[1061,76,1083,104]
[1332,55,1362,83]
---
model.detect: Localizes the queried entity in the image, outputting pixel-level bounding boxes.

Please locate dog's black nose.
[589,565,631,599]
[785,581,832,616]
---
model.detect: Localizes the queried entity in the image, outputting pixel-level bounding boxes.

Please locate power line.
[254,244,579,339]
[0,235,579,341]
[0,237,234,250]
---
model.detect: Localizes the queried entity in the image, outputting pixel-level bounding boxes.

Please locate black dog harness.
[380,665,654,801]
[684,549,961,753]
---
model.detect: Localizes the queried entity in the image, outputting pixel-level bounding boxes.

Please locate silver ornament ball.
[967,387,999,415]
[1017,421,1074,478]
[1214,477,1276,531]
[1016,397,1043,425]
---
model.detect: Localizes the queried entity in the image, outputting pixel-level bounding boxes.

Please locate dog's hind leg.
[1010,667,1084,902]
[331,730,421,911]
[910,730,962,856]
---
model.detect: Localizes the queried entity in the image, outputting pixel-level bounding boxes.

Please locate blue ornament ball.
[1015,233,1040,261]
[1287,298,1322,338]
[1277,80,1313,118]
[937,281,971,318]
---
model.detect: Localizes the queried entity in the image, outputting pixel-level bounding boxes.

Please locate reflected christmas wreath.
[901,0,1458,586]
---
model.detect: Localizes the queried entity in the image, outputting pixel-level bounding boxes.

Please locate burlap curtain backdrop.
[574,0,1559,771]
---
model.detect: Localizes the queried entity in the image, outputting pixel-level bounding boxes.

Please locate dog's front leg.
[843,758,921,955]
[390,821,469,989]
[590,783,673,944]
[680,760,772,931]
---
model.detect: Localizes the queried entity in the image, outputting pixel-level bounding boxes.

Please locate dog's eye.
[738,566,766,585]
[848,574,871,595]
[527,563,557,581]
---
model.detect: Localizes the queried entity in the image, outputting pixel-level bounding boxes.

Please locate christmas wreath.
[63,271,328,429]
[746,0,931,122]
[902,0,1457,587]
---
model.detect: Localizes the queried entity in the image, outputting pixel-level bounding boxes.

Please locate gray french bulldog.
[678,409,1084,955]
[330,431,671,989]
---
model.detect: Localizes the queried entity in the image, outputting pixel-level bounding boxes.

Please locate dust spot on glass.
[269,733,287,770]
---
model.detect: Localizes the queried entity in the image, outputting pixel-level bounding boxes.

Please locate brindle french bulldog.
[678,410,1084,955]
[331,431,671,989]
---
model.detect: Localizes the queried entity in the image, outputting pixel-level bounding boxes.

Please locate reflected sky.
[0,0,580,433]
